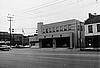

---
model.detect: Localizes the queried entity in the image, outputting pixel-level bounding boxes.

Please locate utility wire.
[15,0,84,18]
[15,0,65,15]
[33,0,99,18]
[35,0,98,17]
[15,0,91,15]
[15,0,99,19]
[18,0,77,15]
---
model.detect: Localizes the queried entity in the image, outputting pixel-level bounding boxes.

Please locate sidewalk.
[39,48,79,51]
[31,48,100,54]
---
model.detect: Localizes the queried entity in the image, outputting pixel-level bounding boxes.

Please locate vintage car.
[0,45,12,51]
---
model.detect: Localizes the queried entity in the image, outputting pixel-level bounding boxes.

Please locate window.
[49,28,52,33]
[56,27,59,32]
[78,25,82,31]
[81,26,83,31]
[68,24,71,30]
[60,35,62,37]
[64,25,68,31]
[60,26,63,31]
[44,36,46,38]
[46,29,48,33]
[88,25,93,33]
[52,35,53,37]
[77,25,80,30]
[42,29,45,33]
[52,27,55,32]
[97,24,100,32]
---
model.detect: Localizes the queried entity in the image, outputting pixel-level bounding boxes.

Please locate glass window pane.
[88,25,93,33]
[97,24,100,32]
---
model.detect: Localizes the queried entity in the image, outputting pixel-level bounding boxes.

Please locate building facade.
[29,34,39,48]
[37,19,85,48]
[12,34,29,46]
[85,13,100,48]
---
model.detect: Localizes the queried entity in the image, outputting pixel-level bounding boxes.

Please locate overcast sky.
[0,0,99,35]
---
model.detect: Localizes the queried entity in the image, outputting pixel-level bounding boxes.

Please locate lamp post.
[7,14,14,47]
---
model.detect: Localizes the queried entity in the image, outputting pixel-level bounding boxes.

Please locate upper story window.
[97,24,100,32]
[88,25,93,33]
[56,27,59,32]
[68,24,71,30]
[64,25,68,31]
[78,25,83,31]
[60,26,63,31]
[42,29,45,33]
[46,29,48,33]
[49,28,52,33]
[52,27,56,32]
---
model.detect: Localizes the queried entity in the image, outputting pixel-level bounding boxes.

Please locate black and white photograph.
[0,0,100,68]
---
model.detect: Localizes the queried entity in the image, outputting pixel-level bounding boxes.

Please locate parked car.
[0,45,12,51]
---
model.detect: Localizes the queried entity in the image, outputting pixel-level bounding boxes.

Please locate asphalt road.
[0,48,100,68]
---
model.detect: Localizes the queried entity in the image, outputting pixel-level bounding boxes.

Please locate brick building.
[37,19,85,48]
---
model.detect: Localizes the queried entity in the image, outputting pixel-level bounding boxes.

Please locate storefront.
[85,35,100,48]
[40,37,70,48]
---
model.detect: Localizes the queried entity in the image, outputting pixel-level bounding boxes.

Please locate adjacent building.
[37,19,85,48]
[85,13,100,48]
[12,34,29,46]
[0,31,11,45]
[29,34,39,48]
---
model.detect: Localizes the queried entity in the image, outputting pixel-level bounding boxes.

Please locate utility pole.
[7,14,14,47]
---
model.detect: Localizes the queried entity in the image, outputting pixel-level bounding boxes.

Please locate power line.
[34,0,99,18]
[15,0,100,19]
[15,0,92,15]
[19,0,77,15]
[15,0,62,15]
[14,0,83,18]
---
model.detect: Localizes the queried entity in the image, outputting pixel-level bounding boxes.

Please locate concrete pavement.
[0,48,99,68]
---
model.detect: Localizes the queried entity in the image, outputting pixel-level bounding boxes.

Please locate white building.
[85,13,100,48]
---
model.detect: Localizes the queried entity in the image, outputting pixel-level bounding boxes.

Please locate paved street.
[0,48,100,68]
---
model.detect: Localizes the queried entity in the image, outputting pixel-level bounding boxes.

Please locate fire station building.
[37,19,85,48]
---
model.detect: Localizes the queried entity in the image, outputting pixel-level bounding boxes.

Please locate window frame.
[88,25,93,33]
[97,24,100,32]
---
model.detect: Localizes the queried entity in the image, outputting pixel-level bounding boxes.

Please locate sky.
[0,0,99,36]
